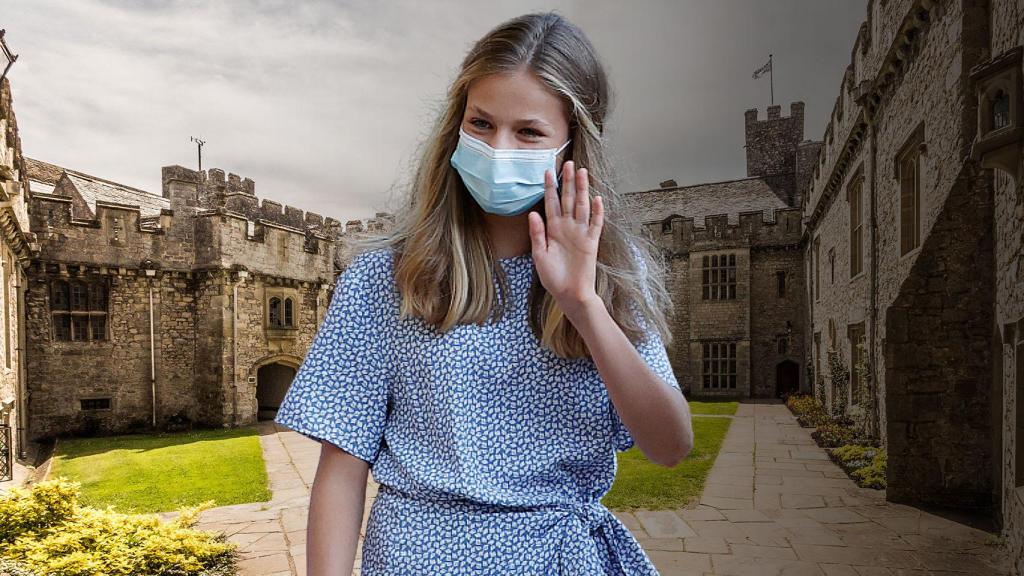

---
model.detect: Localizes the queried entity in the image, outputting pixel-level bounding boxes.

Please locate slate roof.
[26,157,169,217]
[623,176,790,227]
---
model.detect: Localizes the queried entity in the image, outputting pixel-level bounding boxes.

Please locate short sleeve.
[273,251,394,466]
[611,243,681,452]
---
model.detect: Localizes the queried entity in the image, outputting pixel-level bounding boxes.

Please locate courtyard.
[172,400,1011,576]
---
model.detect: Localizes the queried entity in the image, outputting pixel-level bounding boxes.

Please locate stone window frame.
[50,278,109,342]
[814,331,822,388]
[268,296,295,329]
[894,121,925,258]
[848,322,866,406]
[701,340,737,390]
[265,287,300,333]
[776,270,786,298]
[701,252,736,301]
[847,170,865,279]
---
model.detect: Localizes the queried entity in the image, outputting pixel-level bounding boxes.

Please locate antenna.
[190,136,206,172]
[0,30,18,82]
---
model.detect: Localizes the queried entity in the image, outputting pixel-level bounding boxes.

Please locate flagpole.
[769,53,774,106]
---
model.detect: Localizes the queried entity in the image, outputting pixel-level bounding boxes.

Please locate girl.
[275,11,693,576]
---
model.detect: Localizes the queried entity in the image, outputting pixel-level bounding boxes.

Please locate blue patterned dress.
[274,246,680,575]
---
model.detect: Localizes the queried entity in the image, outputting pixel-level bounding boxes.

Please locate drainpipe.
[232,280,238,426]
[14,258,27,459]
[231,269,248,427]
[145,270,157,428]
[865,109,881,441]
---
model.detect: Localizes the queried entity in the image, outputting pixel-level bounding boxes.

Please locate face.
[461,67,571,177]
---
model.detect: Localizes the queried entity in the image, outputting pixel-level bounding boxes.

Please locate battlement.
[646,206,803,255]
[745,102,805,125]
[337,211,396,237]
[744,101,805,181]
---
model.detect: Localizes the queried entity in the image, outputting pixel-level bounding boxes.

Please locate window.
[849,177,864,277]
[268,296,296,328]
[814,237,821,300]
[776,270,786,297]
[701,253,736,300]
[896,127,923,256]
[993,89,1010,131]
[51,280,108,341]
[829,248,835,284]
[661,218,672,234]
[849,323,866,405]
[80,398,111,410]
[777,336,789,354]
[702,341,737,389]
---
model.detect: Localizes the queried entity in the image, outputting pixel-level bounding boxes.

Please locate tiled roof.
[25,156,169,217]
[25,157,63,185]
[623,176,789,227]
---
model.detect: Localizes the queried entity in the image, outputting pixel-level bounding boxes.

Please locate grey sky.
[4,0,865,222]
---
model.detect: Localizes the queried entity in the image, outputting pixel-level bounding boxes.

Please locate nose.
[489,129,518,150]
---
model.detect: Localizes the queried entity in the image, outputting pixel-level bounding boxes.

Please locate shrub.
[0,477,238,576]
[829,444,887,490]
[812,422,856,448]
[851,450,887,489]
[785,394,818,415]
[786,394,832,428]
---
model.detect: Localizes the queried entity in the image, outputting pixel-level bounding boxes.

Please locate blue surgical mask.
[449,126,571,216]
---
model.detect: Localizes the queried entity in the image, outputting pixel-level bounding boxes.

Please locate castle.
[623,102,816,400]
[1,0,1023,569]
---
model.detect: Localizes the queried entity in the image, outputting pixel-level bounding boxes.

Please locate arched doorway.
[256,363,297,421]
[775,360,800,398]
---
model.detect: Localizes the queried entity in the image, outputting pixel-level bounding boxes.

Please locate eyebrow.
[468,104,553,129]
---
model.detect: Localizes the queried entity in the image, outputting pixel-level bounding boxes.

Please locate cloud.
[3,0,865,221]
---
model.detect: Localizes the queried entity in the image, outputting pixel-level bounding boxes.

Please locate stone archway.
[252,354,301,421]
[775,360,800,398]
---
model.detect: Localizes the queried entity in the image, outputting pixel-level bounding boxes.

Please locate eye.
[469,118,490,129]
[520,128,543,138]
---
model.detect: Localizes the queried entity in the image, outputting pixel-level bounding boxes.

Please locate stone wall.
[745,102,805,180]
[647,208,804,398]
[0,74,33,477]
[884,160,996,510]
[25,162,339,439]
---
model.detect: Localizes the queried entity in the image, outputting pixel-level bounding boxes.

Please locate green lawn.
[688,399,739,415]
[48,425,272,514]
[603,415,732,510]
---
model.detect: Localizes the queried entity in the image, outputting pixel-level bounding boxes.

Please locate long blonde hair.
[350,10,674,358]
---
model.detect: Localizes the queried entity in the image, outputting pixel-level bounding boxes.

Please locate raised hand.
[526,160,605,319]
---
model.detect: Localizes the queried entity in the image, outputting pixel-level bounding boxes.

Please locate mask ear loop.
[554,139,572,194]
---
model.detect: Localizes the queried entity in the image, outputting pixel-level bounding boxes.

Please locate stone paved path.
[181,401,1012,575]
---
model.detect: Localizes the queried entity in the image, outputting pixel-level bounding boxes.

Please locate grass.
[48,425,272,514]
[688,399,739,416]
[603,415,732,510]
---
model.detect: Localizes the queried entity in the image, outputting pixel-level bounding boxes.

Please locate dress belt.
[551,500,631,576]
[376,485,640,575]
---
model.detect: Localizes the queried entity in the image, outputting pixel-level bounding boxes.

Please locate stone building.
[22,158,392,440]
[799,0,1023,569]
[623,102,820,399]
[0,75,33,484]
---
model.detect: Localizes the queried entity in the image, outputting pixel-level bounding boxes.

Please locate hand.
[527,160,605,319]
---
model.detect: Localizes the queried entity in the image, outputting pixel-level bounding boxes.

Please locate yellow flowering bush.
[0,477,238,576]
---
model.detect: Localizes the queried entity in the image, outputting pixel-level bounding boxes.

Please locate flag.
[752,57,772,79]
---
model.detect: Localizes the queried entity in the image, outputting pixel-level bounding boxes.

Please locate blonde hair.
[351,10,674,358]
